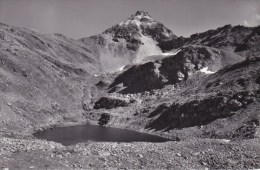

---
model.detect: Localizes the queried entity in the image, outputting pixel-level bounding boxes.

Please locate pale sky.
[0,0,259,39]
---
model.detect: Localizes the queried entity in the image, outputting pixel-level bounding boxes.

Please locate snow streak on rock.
[199,67,215,74]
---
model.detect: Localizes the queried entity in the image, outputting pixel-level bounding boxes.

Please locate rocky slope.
[87,57,259,142]
[109,45,244,93]
[80,11,177,72]
[0,22,100,132]
[150,57,260,140]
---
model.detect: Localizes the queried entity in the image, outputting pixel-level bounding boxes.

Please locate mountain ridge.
[159,24,260,59]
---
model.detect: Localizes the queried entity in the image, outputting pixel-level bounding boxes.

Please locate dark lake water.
[33,124,172,146]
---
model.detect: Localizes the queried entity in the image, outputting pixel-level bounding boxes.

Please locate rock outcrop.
[94,97,131,109]
[146,91,257,130]
[98,113,111,126]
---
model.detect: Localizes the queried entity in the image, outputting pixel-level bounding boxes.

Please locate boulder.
[94,97,130,109]
[98,113,111,126]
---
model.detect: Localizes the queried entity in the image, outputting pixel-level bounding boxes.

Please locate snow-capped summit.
[105,11,176,42]
[80,11,177,72]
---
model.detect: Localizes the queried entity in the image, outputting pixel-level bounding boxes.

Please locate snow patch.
[119,22,124,26]
[162,49,181,56]
[220,139,230,142]
[118,66,125,71]
[199,67,215,74]
[132,20,142,27]
[119,19,142,30]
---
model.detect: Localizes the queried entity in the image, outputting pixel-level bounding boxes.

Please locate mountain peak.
[102,10,176,45]
[134,11,150,17]
[129,11,154,22]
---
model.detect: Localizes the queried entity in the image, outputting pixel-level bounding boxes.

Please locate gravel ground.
[0,133,259,170]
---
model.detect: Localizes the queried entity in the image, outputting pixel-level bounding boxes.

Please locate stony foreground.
[0,133,259,170]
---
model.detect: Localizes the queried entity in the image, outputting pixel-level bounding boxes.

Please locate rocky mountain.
[80,11,177,72]
[0,10,259,136]
[159,24,260,59]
